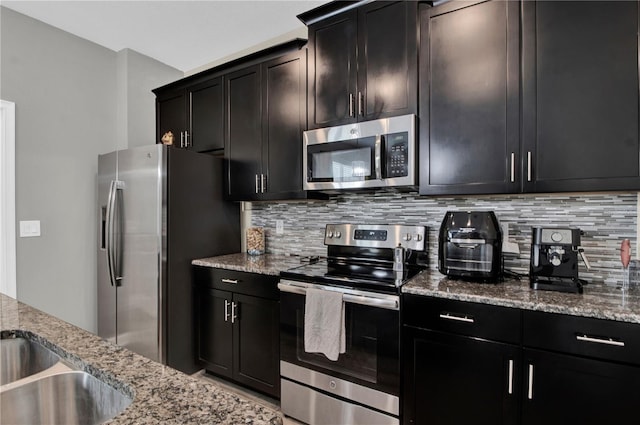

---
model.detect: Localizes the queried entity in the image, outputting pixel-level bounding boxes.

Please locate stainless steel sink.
[0,337,61,385]
[1,370,133,424]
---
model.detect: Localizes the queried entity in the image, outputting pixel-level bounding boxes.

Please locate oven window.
[296,307,377,383]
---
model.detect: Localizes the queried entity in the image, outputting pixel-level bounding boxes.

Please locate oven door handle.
[277,281,399,311]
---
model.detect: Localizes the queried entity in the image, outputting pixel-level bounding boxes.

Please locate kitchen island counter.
[403,272,640,324]
[0,293,282,424]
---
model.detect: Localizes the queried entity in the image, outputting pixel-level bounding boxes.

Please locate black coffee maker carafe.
[530,227,591,293]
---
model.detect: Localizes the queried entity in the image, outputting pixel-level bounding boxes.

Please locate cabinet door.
[233,294,280,398]
[403,327,520,425]
[419,0,520,196]
[197,288,233,378]
[261,49,306,199]
[358,1,417,121]
[522,1,640,192]
[307,10,357,129]
[225,65,262,200]
[189,77,224,153]
[156,90,186,146]
[522,348,640,425]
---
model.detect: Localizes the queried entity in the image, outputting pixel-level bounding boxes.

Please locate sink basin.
[0,337,61,385]
[1,370,133,424]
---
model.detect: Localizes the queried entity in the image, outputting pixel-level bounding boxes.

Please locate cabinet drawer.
[403,295,521,344]
[523,310,640,366]
[193,266,279,300]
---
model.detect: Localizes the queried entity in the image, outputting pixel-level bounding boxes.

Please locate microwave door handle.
[375,135,383,180]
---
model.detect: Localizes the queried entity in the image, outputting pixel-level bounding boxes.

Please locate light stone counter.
[0,294,282,424]
[403,272,640,324]
[192,253,306,276]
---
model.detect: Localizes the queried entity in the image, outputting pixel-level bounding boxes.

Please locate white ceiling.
[2,0,327,72]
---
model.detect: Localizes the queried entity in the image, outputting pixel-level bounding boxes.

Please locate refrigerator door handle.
[112,180,124,284]
[106,180,124,286]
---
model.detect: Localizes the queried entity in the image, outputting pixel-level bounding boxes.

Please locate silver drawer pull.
[439,313,474,323]
[576,334,625,347]
[508,359,514,395]
[528,364,534,400]
[221,278,238,284]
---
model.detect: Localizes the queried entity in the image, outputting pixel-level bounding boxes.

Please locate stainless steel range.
[278,224,427,425]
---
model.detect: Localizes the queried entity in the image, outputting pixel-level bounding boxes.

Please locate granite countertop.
[194,253,640,325]
[0,294,281,425]
[403,272,640,324]
[192,253,306,276]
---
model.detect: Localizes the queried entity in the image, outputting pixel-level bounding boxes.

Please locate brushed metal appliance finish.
[324,223,426,251]
[0,371,132,425]
[278,280,400,311]
[303,114,416,190]
[281,361,400,416]
[281,377,399,425]
[0,337,61,385]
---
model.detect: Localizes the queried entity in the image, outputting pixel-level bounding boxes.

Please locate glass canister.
[246,226,265,255]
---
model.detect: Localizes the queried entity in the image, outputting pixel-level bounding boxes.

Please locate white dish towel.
[304,287,346,361]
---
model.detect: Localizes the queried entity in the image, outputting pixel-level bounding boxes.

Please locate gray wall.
[0,7,181,332]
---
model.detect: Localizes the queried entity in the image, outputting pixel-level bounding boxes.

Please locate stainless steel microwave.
[303,114,416,191]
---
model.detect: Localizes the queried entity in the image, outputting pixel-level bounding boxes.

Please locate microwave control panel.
[386,132,409,178]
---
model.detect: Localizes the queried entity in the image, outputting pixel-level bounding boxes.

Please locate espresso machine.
[530,227,591,293]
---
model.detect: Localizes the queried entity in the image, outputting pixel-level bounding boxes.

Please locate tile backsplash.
[249,191,638,286]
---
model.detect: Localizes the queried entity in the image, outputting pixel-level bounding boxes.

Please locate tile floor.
[194,370,303,424]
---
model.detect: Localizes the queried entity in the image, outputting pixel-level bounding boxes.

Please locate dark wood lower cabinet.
[403,327,520,425]
[521,348,640,425]
[403,295,640,425]
[194,267,280,398]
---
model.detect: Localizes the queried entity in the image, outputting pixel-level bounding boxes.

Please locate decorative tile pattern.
[250,191,638,286]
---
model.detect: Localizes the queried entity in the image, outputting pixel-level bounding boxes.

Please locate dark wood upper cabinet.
[304,1,417,129]
[226,49,308,201]
[419,0,520,195]
[155,78,224,153]
[522,0,640,192]
[189,78,224,152]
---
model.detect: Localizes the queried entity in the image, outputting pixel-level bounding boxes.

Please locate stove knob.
[335,231,342,238]
[327,231,334,238]
[404,233,412,241]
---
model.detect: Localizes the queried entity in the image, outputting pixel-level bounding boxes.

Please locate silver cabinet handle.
[439,313,474,323]
[527,364,534,400]
[349,93,355,117]
[255,174,259,194]
[508,359,514,395]
[510,152,515,182]
[358,91,364,116]
[576,334,625,347]
[374,135,382,180]
[261,174,266,193]
[185,130,190,148]
[527,151,532,182]
[180,131,185,148]
[231,302,238,324]
[221,278,238,284]
[224,299,230,322]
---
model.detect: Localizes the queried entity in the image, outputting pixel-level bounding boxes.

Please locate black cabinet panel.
[226,65,262,200]
[522,1,640,192]
[358,1,417,121]
[197,288,233,377]
[309,11,357,128]
[522,348,640,425]
[262,51,306,198]
[189,78,224,152]
[157,91,186,146]
[420,0,520,195]
[233,293,280,396]
[403,327,520,425]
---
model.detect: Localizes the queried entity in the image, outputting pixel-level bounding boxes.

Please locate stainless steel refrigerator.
[97,144,239,374]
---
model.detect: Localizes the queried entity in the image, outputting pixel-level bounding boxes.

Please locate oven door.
[278,280,400,397]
